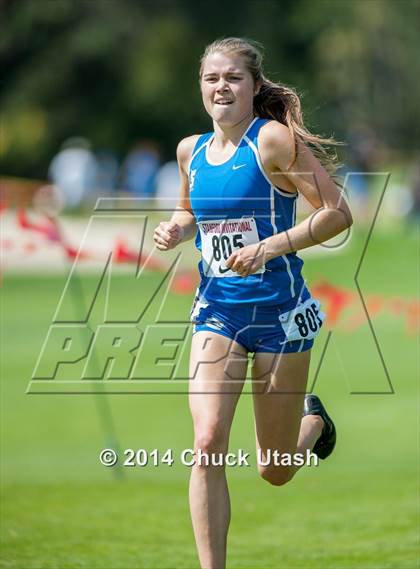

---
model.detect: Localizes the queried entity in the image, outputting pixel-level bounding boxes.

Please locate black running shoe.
[303,394,336,459]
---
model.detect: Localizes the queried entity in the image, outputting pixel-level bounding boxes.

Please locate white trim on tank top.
[243,134,297,199]
[188,137,209,175]
[245,132,297,297]
[204,117,259,166]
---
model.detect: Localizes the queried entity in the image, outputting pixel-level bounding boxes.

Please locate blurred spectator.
[155,160,180,211]
[120,140,160,197]
[48,137,98,208]
[344,125,378,221]
[408,153,420,220]
[95,149,119,195]
[384,181,415,221]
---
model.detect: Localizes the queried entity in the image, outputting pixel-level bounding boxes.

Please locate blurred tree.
[0,0,418,178]
[295,0,420,150]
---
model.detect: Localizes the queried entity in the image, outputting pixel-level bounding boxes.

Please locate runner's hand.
[153,221,184,250]
[225,242,266,277]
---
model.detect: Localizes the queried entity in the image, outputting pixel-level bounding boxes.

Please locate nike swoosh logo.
[219,265,231,274]
[232,164,246,170]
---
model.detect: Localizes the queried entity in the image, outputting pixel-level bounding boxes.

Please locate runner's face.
[200,52,256,125]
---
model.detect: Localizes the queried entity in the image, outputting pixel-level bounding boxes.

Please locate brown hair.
[200,37,343,177]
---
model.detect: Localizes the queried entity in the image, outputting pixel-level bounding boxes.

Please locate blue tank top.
[189,117,306,306]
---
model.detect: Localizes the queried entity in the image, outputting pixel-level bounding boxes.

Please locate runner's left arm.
[259,121,353,260]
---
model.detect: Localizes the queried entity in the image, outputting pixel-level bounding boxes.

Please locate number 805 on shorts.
[279,297,325,343]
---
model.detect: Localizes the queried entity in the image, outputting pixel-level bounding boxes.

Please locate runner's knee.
[259,465,295,487]
[194,424,228,456]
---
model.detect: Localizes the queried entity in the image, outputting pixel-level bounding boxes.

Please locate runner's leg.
[189,331,248,569]
[251,350,323,485]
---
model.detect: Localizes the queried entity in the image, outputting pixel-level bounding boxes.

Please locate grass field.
[1,223,419,568]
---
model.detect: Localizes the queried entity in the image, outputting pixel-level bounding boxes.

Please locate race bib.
[198,217,265,278]
[279,297,325,343]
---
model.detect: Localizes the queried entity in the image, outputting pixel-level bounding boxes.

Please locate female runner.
[153,37,352,569]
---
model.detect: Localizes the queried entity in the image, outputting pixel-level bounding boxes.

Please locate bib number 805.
[211,234,244,261]
[294,303,323,338]
[279,297,325,342]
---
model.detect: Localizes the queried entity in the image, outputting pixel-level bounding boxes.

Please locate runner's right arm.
[153,135,199,251]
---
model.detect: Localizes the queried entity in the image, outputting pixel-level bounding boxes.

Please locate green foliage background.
[1,0,419,177]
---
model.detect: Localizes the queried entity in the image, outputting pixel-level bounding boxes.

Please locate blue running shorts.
[190,288,324,354]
